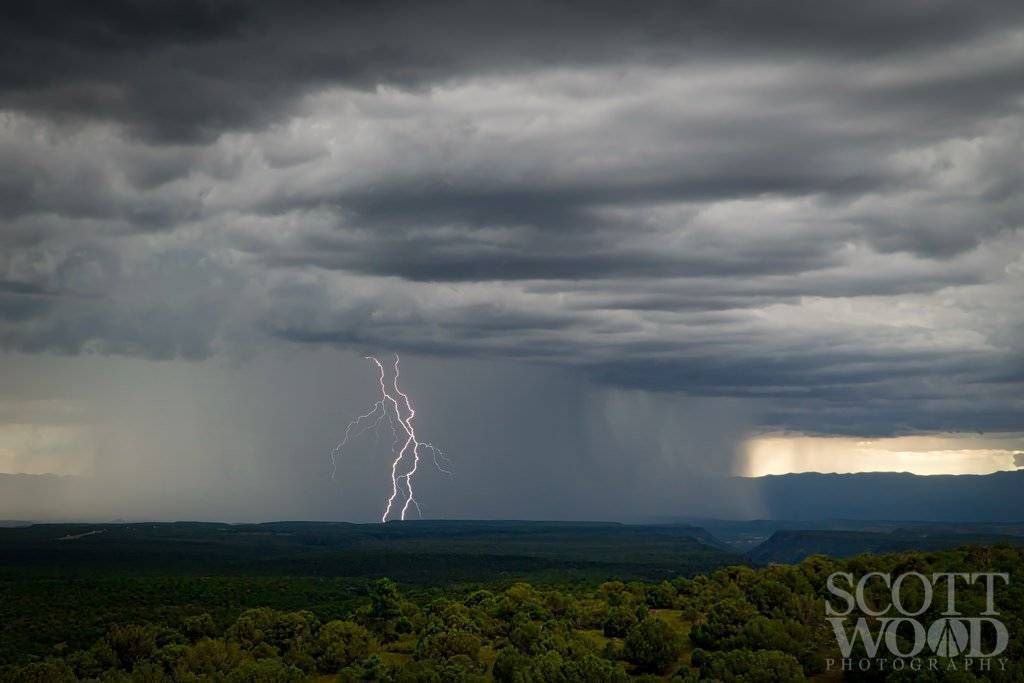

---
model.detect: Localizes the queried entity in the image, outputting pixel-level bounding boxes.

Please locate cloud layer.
[1,1,1023,440]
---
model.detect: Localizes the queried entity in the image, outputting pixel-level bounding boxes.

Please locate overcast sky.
[1,1,1022,521]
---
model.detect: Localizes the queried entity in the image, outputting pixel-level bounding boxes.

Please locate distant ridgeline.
[741,469,1024,521]
[4,470,1024,523]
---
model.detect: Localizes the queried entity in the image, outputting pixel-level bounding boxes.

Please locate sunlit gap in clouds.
[742,433,1024,476]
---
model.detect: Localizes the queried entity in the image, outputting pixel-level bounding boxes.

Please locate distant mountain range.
[740,469,1024,521]
[5,468,1024,569]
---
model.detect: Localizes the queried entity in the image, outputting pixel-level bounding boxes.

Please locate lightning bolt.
[332,353,450,522]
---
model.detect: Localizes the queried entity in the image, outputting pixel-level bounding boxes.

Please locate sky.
[0,1,1022,521]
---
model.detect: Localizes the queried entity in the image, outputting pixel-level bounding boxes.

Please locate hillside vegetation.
[2,540,1022,681]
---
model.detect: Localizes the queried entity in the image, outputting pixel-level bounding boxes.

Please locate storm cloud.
[0,2,1022,520]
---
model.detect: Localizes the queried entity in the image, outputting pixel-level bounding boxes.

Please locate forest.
[2,539,1021,682]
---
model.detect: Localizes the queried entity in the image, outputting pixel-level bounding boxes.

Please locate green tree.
[6,660,77,683]
[173,638,246,678]
[337,654,398,682]
[563,653,629,682]
[622,617,682,674]
[508,617,545,655]
[492,647,531,683]
[415,629,482,664]
[128,661,170,682]
[602,605,638,638]
[105,624,159,672]
[692,648,805,682]
[181,614,216,643]
[646,581,677,609]
[224,658,304,682]
[315,620,375,672]
[689,598,759,648]
[369,578,403,621]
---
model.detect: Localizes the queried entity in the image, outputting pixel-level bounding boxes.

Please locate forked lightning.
[332,354,451,522]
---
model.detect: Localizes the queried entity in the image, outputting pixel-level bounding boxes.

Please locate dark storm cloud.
[261,230,840,283]
[0,246,244,359]
[3,1,1024,142]
[0,0,1022,439]
[0,279,56,322]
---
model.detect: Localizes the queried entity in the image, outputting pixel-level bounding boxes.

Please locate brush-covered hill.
[0,519,737,583]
